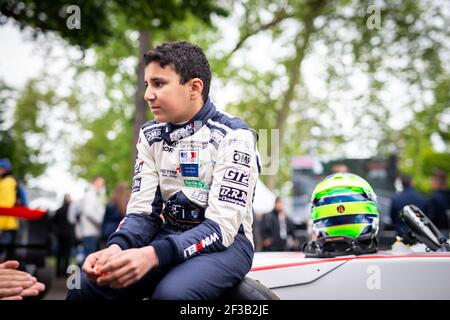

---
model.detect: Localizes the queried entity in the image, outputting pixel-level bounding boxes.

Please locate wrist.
[108,244,123,253]
[142,246,159,267]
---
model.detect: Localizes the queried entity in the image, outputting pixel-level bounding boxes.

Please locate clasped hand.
[82,244,159,289]
[0,260,46,300]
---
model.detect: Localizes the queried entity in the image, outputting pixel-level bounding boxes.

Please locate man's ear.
[189,78,204,100]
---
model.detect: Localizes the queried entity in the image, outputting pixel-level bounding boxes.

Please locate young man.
[67,41,260,300]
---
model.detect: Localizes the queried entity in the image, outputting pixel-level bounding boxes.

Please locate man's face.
[275,200,284,212]
[93,177,105,190]
[144,62,194,124]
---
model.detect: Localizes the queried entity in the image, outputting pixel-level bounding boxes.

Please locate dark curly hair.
[144,41,211,102]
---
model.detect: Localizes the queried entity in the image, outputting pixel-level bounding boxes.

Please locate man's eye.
[154,81,163,87]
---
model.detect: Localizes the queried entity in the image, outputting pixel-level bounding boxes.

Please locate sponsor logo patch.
[131,177,142,193]
[174,140,209,149]
[179,149,198,163]
[143,128,162,144]
[162,142,175,153]
[210,130,225,144]
[184,179,209,190]
[170,123,195,141]
[232,150,251,168]
[218,185,247,207]
[223,167,249,187]
[184,233,220,258]
[190,190,209,203]
[179,149,199,177]
[134,159,144,174]
[161,168,178,178]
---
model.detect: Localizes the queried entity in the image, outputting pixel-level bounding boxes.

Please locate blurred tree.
[72,13,224,191]
[217,0,449,192]
[0,80,15,164]
[1,0,227,191]
[398,76,450,193]
[0,0,112,49]
[0,79,64,181]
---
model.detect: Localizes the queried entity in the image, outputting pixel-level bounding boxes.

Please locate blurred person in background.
[101,181,130,244]
[52,194,76,278]
[261,197,300,251]
[79,176,106,260]
[331,163,349,174]
[0,158,19,259]
[390,174,426,239]
[425,170,450,238]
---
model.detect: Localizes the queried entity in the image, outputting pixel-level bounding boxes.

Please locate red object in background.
[0,206,47,220]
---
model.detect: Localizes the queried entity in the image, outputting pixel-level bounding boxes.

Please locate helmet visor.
[313,193,371,207]
[313,214,378,238]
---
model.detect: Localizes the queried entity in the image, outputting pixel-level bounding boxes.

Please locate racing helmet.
[310,173,379,242]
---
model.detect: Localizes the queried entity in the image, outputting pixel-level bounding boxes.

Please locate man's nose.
[144,87,156,101]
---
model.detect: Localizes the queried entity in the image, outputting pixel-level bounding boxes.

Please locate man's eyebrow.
[147,76,167,82]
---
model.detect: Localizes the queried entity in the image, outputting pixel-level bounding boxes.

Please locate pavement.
[43,276,68,300]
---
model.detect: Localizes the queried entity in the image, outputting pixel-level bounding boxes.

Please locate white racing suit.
[68,98,261,300]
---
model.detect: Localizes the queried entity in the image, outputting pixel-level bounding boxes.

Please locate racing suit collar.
[162,97,216,143]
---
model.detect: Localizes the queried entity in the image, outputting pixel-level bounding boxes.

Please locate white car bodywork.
[248,249,450,299]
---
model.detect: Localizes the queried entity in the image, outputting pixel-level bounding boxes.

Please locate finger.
[0,287,23,298]
[109,272,137,289]
[0,274,33,283]
[20,282,45,298]
[82,255,98,272]
[0,280,34,289]
[20,288,40,297]
[0,295,23,300]
[96,249,119,267]
[83,264,98,277]
[83,257,100,278]
[95,254,110,268]
[0,269,33,277]
[0,260,20,270]
[24,281,46,293]
[121,277,139,289]
[99,254,129,274]
[97,264,131,286]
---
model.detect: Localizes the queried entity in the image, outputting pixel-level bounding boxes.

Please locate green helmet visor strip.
[311,184,379,239]
[311,200,379,220]
[312,214,379,238]
[312,186,376,204]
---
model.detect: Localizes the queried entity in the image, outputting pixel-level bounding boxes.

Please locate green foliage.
[0,0,113,49]
[2,0,448,199]
[0,79,55,181]
[0,80,15,163]
[72,107,133,193]
[70,1,226,191]
[1,0,227,191]
[398,75,450,193]
[217,0,449,194]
